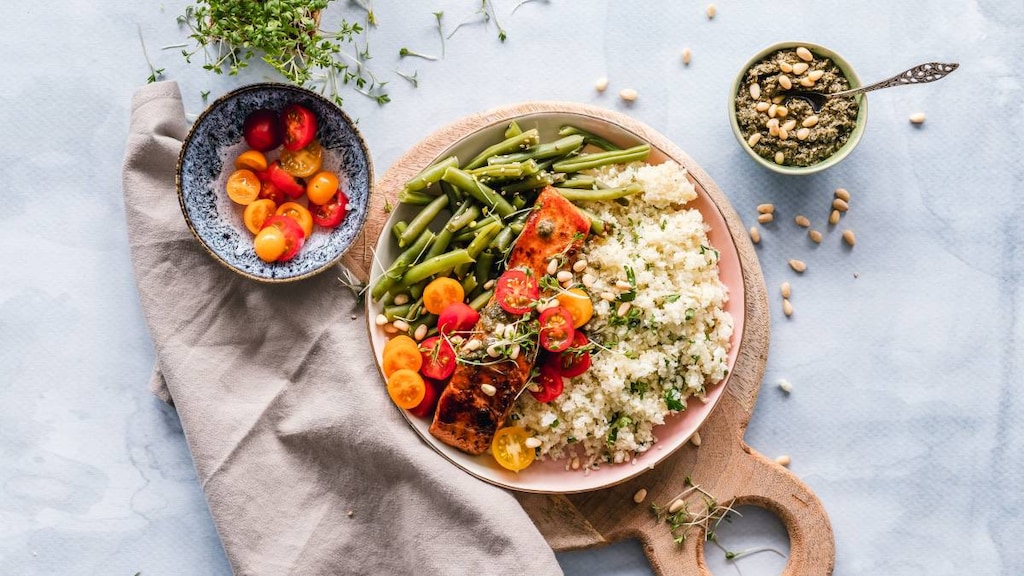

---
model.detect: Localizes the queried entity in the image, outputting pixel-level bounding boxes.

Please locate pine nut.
[792,62,809,75]
[747,133,762,147]
[749,83,762,100]
[619,88,639,102]
[525,437,542,449]
[778,378,793,392]
[776,106,789,118]
[414,324,428,341]
[774,151,785,165]
[617,302,632,317]
[778,74,792,90]
[909,112,927,124]
[768,103,778,118]
[788,259,807,272]
[843,229,856,246]
[510,343,521,359]
[783,298,794,317]
[556,270,573,283]
[483,279,495,290]
[757,203,775,214]
[772,95,786,104]
[775,454,792,466]
[571,457,580,470]
[833,198,849,212]
[796,127,811,140]
[375,314,388,326]
[582,273,596,287]
[706,3,716,19]
[778,128,789,140]
[834,188,851,201]
[595,77,609,92]
[600,292,616,302]
[669,499,686,514]
[547,259,558,275]
[450,335,465,345]
[829,209,841,225]
[782,119,797,132]
[755,101,770,112]
[799,76,816,87]
[766,117,780,130]
[486,345,501,358]
[481,383,497,396]
[503,324,516,340]
[573,259,588,273]
[768,124,780,137]
[802,115,819,128]
[633,488,648,504]
[796,46,813,61]
[462,339,481,352]
[690,431,702,446]
[392,319,410,332]
[779,61,793,73]
[794,215,810,227]
[393,293,410,305]
[780,281,791,298]
[757,212,774,224]
[808,229,823,244]
[808,70,824,81]
[682,48,692,65]
[383,323,399,334]
[749,226,761,244]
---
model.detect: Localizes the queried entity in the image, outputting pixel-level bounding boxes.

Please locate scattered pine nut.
[483,279,495,290]
[747,133,762,147]
[595,77,610,92]
[799,76,816,87]
[706,3,717,19]
[774,151,785,165]
[794,214,810,228]
[783,298,794,317]
[778,378,793,393]
[481,383,497,397]
[796,46,813,62]
[757,212,774,224]
[780,281,791,298]
[834,187,851,202]
[690,431,702,446]
[808,70,824,81]
[779,62,793,73]
[619,88,639,102]
[556,270,573,283]
[581,273,595,288]
[749,83,762,100]
[909,112,927,124]
[547,259,558,275]
[782,119,797,132]
[776,106,789,118]
[383,323,399,335]
[749,226,761,244]
[669,499,686,514]
[768,103,778,118]
[843,229,857,246]
[802,115,820,128]
[525,437,542,448]
[413,324,428,341]
[633,488,648,504]
[796,127,811,140]
[614,280,633,291]
[393,293,410,305]
[755,101,771,112]
[600,291,616,302]
[392,319,410,332]
[808,229,823,244]
[778,74,792,90]
[375,314,388,326]
[775,455,792,466]
[833,198,850,212]
[772,95,786,104]
[757,203,775,214]
[682,48,693,65]
[617,302,632,317]
[829,209,841,225]
[792,62,809,75]
[788,259,807,273]
[571,457,581,470]
[778,128,789,140]
[572,260,588,273]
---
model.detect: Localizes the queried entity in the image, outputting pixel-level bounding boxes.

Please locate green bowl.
[728,41,868,175]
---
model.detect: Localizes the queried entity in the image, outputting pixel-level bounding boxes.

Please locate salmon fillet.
[429,188,591,455]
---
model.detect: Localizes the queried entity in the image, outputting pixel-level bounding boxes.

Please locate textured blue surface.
[2,1,1021,575]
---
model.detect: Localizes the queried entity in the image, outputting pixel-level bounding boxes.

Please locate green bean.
[559,175,598,189]
[440,180,462,207]
[488,135,585,165]
[401,249,474,286]
[391,221,408,242]
[468,289,494,311]
[461,273,478,296]
[404,156,458,192]
[573,205,607,235]
[398,194,448,247]
[441,167,516,218]
[504,120,522,138]
[554,182,643,202]
[452,214,501,244]
[463,129,540,170]
[500,172,555,193]
[411,313,438,334]
[371,230,435,301]
[409,281,427,301]
[558,125,621,151]
[490,226,517,254]
[425,228,454,260]
[398,188,437,205]
[466,159,541,181]
[552,144,651,173]
[466,221,502,259]
[474,248,498,287]
[384,303,412,321]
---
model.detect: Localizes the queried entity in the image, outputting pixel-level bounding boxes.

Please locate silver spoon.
[785,62,959,113]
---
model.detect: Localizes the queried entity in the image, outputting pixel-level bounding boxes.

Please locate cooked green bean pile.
[371,121,651,337]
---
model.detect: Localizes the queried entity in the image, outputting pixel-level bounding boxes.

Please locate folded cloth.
[122,81,562,576]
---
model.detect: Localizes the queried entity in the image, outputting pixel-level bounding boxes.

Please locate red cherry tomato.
[538,306,575,353]
[310,190,349,228]
[242,109,282,152]
[281,103,318,151]
[530,363,564,403]
[261,215,305,261]
[267,161,306,199]
[255,171,285,204]
[418,336,457,381]
[408,377,441,419]
[437,302,480,336]
[555,331,592,378]
[495,269,539,315]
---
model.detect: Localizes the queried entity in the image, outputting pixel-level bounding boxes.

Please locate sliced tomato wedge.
[255,171,285,205]
[281,103,318,151]
[310,190,349,228]
[408,377,442,419]
[495,269,539,315]
[261,215,305,261]
[555,331,592,378]
[538,305,575,353]
[530,362,564,403]
[267,161,306,199]
[437,302,480,336]
[418,336,457,381]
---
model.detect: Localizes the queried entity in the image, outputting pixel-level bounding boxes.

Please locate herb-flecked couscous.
[511,161,733,470]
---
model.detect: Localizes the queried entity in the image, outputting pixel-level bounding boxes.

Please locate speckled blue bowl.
[177,83,372,282]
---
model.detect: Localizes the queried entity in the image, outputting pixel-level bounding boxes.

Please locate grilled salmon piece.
[430,188,591,455]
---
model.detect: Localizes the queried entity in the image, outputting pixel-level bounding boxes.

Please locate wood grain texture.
[345,102,834,576]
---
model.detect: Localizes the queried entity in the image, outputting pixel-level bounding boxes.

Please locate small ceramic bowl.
[177,83,372,282]
[729,41,868,175]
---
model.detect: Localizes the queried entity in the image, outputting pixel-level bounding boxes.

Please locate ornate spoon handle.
[833,62,959,98]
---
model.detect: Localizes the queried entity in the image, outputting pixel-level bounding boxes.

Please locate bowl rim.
[728,41,868,175]
[176,82,374,283]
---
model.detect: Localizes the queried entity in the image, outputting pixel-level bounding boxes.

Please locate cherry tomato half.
[491,426,537,472]
[408,377,442,419]
[387,368,426,410]
[275,202,313,238]
[253,225,287,262]
[242,109,282,152]
[305,170,340,205]
[256,171,285,205]
[281,103,318,151]
[310,190,349,228]
[555,331,592,378]
[260,215,305,261]
[495,269,539,315]
[235,149,268,172]
[437,302,480,336]
[267,161,306,199]
[530,362,564,403]
[225,169,261,205]
[243,198,277,235]
[419,336,457,381]
[280,140,323,178]
[538,305,575,353]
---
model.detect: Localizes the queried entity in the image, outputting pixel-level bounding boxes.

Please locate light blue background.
[3,1,1021,575]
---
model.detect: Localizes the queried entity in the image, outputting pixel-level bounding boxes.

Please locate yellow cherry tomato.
[275,202,313,238]
[234,149,268,172]
[556,287,594,328]
[306,170,341,205]
[226,169,261,205]
[279,140,323,178]
[491,427,536,472]
[387,369,426,409]
[423,277,465,315]
[242,199,277,235]
[253,225,287,262]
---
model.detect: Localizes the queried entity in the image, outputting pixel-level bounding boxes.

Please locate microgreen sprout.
[650,477,739,547]
[137,25,165,84]
[512,0,544,15]
[399,48,438,61]
[395,69,419,87]
[433,12,446,58]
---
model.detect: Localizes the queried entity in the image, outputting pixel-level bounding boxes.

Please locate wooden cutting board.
[342,102,834,576]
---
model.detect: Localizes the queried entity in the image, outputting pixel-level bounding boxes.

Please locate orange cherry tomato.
[387,369,426,409]
[383,337,423,377]
[305,170,340,205]
[243,199,277,235]
[280,140,323,178]
[226,169,261,205]
[491,427,536,472]
[253,225,287,262]
[423,277,465,315]
[235,149,268,172]
[275,202,313,238]
[555,287,594,328]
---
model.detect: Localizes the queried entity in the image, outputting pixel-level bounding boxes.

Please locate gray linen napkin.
[122,81,562,576]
